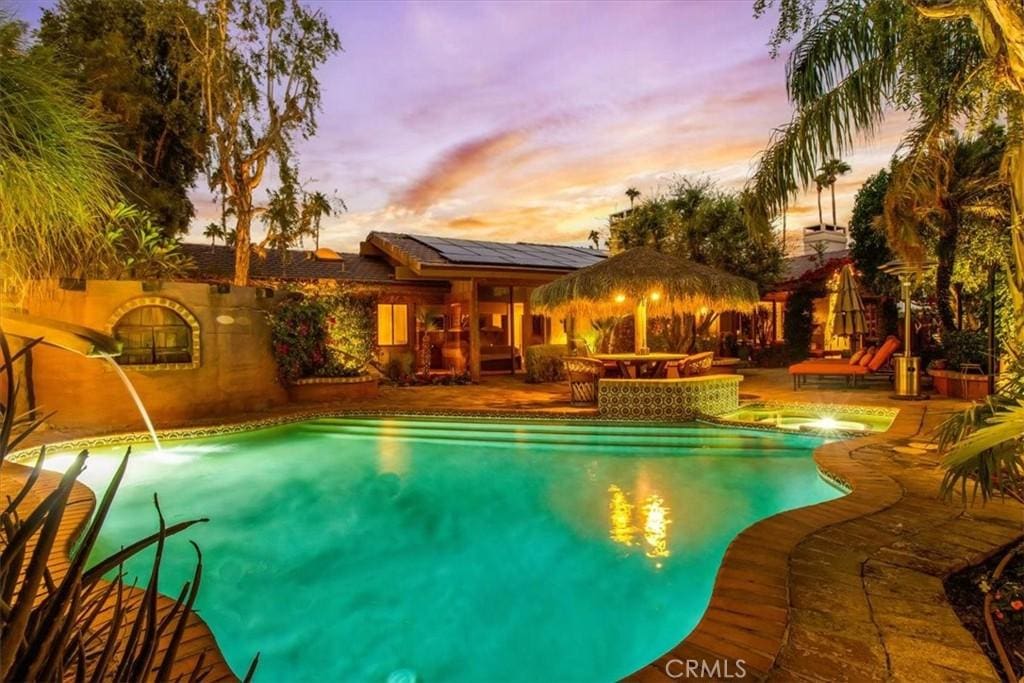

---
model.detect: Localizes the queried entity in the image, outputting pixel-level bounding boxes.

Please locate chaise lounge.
[789,335,901,389]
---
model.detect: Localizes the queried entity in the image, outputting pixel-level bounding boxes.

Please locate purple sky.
[14,0,909,252]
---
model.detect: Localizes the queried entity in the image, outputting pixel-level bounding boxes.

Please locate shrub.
[942,329,990,373]
[525,343,567,383]
[269,291,377,384]
[783,285,816,362]
[383,351,415,383]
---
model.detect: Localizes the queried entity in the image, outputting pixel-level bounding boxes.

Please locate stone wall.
[19,280,288,432]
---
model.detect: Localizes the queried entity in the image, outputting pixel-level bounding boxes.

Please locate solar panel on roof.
[407,235,605,269]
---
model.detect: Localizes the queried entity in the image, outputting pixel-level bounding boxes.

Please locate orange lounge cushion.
[868,336,902,371]
[790,362,869,375]
[849,349,866,365]
[858,347,877,366]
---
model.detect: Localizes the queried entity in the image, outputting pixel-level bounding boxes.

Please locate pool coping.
[12,404,1012,681]
[8,402,895,463]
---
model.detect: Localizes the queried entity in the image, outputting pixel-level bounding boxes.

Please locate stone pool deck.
[13,368,1024,681]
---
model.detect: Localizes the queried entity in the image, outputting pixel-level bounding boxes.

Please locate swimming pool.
[42,417,841,682]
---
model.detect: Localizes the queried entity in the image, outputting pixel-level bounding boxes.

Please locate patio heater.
[881,259,935,400]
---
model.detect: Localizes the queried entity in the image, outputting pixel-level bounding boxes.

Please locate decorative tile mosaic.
[597,375,743,421]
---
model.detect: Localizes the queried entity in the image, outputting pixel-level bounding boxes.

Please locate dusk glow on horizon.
[14,0,911,251]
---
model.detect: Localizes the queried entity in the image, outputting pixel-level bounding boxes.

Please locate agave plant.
[0,332,257,681]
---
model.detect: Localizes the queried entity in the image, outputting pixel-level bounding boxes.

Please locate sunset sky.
[15,0,912,253]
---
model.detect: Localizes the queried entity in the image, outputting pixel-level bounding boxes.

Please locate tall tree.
[885,127,1009,333]
[813,173,826,226]
[203,221,224,248]
[302,190,336,250]
[612,177,784,293]
[625,187,641,208]
[0,14,120,287]
[819,158,852,227]
[849,168,896,296]
[181,0,340,285]
[38,0,207,236]
[260,161,306,275]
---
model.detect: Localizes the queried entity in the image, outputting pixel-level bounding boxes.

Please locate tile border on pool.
[10,407,833,462]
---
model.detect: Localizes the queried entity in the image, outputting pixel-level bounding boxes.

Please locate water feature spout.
[100,354,161,451]
[0,310,121,357]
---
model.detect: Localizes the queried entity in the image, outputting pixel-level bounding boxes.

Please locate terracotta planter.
[287,375,379,403]
[928,369,991,400]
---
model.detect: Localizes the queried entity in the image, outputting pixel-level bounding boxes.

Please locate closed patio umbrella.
[530,247,759,353]
[834,264,866,340]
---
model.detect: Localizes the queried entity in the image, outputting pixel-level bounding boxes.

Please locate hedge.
[525,343,567,383]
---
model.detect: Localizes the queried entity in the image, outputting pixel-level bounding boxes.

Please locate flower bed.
[945,545,1024,681]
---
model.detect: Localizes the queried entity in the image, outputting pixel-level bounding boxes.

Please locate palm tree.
[884,129,1008,333]
[819,158,852,227]
[203,222,224,249]
[625,187,640,209]
[813,173,827,227]
[302,191,342,250]
[587,230,601,249]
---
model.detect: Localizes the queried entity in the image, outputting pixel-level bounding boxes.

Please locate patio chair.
[678,352,713,377]
[789,336,901,389]
[563,357,605,405]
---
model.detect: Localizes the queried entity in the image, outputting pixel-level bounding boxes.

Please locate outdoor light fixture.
[614,294,626,303]
[880,259,936,400]
[649,291,661,301]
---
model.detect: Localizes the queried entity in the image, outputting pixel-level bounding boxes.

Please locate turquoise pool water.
[44,417,841,682]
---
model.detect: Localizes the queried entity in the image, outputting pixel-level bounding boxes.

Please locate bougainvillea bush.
[269,292,377,384]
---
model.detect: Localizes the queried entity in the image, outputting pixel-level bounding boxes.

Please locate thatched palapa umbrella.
[530,247,759,353]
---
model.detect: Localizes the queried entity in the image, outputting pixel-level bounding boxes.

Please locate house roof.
[180,243,397,283]
[777,249,851,287]
[366,232,607,272]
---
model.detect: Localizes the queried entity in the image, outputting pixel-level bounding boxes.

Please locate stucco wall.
[22,280,287,432]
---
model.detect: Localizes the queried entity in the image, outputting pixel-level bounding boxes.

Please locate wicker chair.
[678,351,714,377]
[563,356,605,405]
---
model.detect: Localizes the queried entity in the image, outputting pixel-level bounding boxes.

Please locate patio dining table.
[592,352,689,379]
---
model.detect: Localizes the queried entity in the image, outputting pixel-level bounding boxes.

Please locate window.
[113,306,193,365]
[377,303,408,345]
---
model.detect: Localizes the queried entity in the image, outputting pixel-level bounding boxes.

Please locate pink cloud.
[396,129,527,212]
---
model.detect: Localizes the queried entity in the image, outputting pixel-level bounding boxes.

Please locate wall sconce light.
[210,283,231,294]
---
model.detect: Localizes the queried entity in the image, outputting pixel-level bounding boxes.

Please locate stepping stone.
[909,441,938,451]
